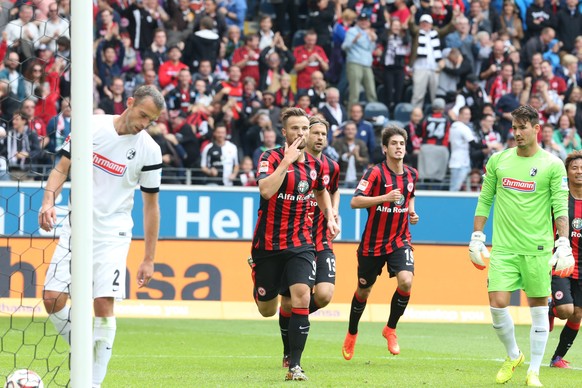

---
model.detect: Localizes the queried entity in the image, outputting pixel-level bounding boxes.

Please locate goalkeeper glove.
[469,231,490,270]
[549,237,575,278]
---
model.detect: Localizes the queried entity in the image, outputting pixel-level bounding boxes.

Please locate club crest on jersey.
[394,194,405,206]
[310,169,317,180]
[530,167,537,176]
[93,153,127,176]
[501,178,536,192]
[323,174,330,186]
[572,218,582,230]
[297,180,309,194]
[407,182,414,192]
[126,148,136,160]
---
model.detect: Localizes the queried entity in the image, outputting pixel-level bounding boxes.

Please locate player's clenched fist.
[385,189,401,203]
[550,237,575,278]
[469,231,490,270]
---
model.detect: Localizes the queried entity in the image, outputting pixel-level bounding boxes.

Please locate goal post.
[70,1,93,387]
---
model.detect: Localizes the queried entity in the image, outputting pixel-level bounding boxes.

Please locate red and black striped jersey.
[309,154,340,252]
[252,148,324,251]
[568,194,582,279]
[420,114,450,147]
[355,162,418,256]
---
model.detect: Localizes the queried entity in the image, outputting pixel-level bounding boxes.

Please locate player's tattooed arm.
[555,215,569,238]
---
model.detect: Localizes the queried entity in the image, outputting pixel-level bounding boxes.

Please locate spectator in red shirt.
[390,0,412,25]
[293,30,329,91]
[158,45,188,91]
[232,34,260,85]
[489,62,514,105]
[532,60,567,98]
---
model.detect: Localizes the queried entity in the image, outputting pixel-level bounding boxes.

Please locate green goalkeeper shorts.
[488,251,552,298]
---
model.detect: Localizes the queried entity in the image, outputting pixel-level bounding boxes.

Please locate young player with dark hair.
[341,125,420,360]
[469,105,573,386]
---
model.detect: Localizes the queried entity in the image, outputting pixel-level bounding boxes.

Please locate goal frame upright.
[70,2,93,387]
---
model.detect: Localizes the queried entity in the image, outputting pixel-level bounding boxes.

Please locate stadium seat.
[423,102,432,116]
[386,120,406,128]
[364,101,389,123]
[376,84,386,103]
[393,102,413,123]
[291,30,307,49]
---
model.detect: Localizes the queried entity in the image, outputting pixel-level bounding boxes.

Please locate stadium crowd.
[1,0,582,190]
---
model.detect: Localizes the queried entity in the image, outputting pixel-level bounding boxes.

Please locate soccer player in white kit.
[39,85,165,388]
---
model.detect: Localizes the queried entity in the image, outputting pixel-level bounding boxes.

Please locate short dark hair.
[512,75,524,82]
[14,109,29,122]
[566,150,582,171]
[511,105,539,127]
[281,107,308,129]
[459,106,471,115]
[381,124,408,147]
[309,116,329,134]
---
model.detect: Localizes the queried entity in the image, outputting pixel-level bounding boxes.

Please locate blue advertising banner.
[0,183,489,244]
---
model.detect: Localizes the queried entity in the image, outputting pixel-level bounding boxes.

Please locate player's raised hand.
[469,231,489,270]
[409,211,420,225]
[283,137,303,164]
[137,260,154,288]
[550,237,575,278]
[38,205,57,232]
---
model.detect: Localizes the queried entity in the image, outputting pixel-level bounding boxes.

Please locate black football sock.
[553,320,580,359]
[308,294,320,314]
[387,287,410,329]
[348,292,367,335]
[279,307,291,356]
[289,308,310,369]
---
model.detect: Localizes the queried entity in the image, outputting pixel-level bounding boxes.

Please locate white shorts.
[44,233,130,300]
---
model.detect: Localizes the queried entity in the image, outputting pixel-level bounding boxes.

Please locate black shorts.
[315,249,336,285]
[551,276,582,308]
[357,247,414,289]
[251,246,316,302]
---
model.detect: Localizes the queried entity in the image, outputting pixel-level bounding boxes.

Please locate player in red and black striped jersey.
[342,125,420,361]
[549,151,582,368]
[250,107,340,381]
[278,116,340,368]
[306,116,340,307]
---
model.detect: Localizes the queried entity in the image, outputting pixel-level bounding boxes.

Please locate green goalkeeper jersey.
[475,147,568,255]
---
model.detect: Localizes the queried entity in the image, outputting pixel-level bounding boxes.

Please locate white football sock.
[48,305,71,346]
[92,317,116,386]
[529,306,549,373]
[490,307,520,359]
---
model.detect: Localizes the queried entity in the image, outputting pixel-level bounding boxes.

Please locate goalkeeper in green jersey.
[469,105,574,387]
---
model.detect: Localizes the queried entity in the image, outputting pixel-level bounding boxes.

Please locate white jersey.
[448,121,475,169]
[60,115,162,240]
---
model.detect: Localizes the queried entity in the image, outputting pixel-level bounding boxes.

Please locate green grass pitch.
[2,318,582,387]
